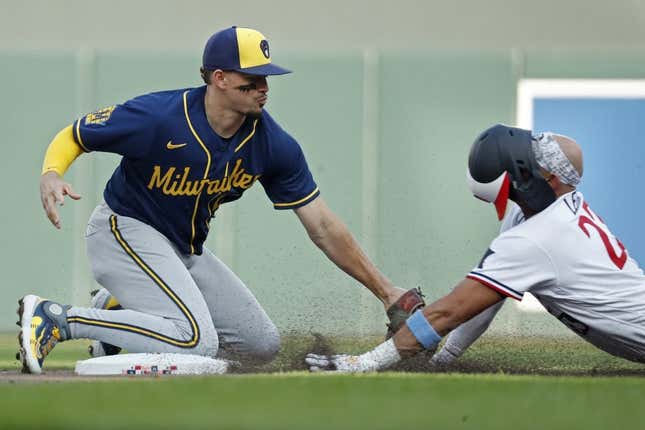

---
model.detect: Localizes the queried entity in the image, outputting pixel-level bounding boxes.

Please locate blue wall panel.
[534,98,645,264]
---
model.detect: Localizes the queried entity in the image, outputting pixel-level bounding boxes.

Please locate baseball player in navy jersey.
[19,26,410,374]
[306,124,645,372]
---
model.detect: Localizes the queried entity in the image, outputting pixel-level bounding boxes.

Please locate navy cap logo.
[260,40,270,59]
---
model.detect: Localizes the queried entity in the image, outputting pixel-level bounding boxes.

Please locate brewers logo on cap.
[202,26,291,76]
[260,40,270,59]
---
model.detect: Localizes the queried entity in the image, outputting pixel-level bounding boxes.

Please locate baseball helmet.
[466,124,556,220]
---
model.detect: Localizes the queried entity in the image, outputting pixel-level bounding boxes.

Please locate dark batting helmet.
[466,124,556,220]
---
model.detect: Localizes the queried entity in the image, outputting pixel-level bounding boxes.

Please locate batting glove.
[305,353,379,373]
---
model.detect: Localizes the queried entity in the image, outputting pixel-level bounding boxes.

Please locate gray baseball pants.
[66,202,280,362]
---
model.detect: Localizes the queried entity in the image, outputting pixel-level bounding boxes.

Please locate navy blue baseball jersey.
[72,86,320,255]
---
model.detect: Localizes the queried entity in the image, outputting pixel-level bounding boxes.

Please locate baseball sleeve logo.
[85,106,116,125]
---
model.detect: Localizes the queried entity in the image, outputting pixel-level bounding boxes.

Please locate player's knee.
[88,261,109,287]
[248,323,281,363]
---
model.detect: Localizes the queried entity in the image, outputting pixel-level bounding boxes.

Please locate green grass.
[2,373,645,429]
[1,333,644,429]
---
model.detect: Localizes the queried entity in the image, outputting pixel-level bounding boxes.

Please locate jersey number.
[577,202,627,269]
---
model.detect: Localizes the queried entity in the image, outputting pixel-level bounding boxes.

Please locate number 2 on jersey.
[577,202,627,269]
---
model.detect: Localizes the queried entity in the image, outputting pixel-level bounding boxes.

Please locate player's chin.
[246,107,264,119]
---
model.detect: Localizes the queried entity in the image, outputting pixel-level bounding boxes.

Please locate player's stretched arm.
[394,278,503,356]
[306,277,504,372]
[294,196,405,309]
[40,125,83,229]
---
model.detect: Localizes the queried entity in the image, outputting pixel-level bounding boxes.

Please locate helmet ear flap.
[518,176,557,213]
[513,160,557,213]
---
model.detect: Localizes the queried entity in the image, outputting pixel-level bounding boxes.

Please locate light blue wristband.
[405,309,442,350]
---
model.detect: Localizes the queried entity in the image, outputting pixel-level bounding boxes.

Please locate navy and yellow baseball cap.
[202,26,291,76]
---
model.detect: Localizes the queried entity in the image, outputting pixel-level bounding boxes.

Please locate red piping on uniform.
[466,274,522,301]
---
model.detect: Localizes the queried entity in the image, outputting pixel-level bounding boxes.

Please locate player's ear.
[545,173,561,190]
[211,70,227,89]
[539,168,559,191]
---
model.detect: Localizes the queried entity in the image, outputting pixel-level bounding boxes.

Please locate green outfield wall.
[2,48,645,335]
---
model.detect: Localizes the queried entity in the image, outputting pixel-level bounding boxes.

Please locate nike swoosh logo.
[166,141,187,150]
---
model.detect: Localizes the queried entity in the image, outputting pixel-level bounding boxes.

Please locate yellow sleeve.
[41,125,85,176]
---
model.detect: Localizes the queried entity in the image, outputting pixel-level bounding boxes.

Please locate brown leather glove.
[385,287,425,339]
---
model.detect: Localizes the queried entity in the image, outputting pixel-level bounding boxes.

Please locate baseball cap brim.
[235,63,292,76]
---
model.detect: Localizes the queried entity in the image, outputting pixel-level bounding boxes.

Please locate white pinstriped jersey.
[468,191,645,362]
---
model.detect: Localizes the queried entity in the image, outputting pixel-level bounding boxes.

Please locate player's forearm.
[41,125,84,177]
[309,213,395,304]
[393,279,504,358]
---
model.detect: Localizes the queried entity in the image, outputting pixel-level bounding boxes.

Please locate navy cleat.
[17,295,70,374]
[88,289,122,358]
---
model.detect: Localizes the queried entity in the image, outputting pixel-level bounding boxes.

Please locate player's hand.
[305,353,379,373]
[40,171,81,229]
[383,286,408,309]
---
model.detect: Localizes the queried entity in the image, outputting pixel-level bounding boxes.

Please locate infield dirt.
[1,333,644,382]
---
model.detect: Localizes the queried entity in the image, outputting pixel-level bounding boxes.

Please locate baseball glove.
[385,287,426,339]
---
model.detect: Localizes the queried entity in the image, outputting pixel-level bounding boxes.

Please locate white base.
[75,353,229,376]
